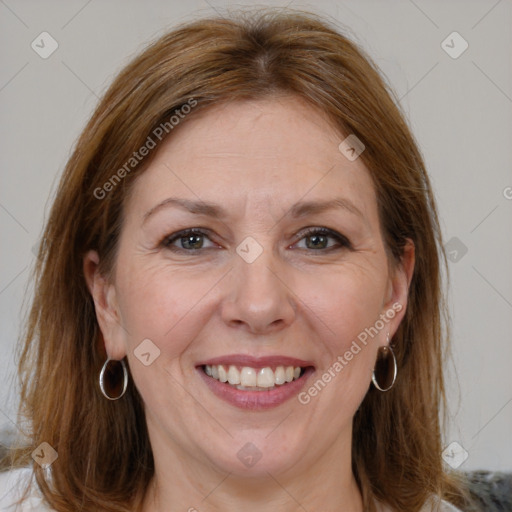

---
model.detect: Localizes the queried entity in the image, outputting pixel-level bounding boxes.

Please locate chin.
[200,429,308,478]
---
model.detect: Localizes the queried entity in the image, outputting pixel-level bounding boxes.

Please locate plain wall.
[0,0,511,470]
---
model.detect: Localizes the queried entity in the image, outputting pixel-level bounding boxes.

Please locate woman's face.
[87,96,413,479]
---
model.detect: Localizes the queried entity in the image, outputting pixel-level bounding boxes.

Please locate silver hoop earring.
[372,338,397,392]
[99,358,128,400]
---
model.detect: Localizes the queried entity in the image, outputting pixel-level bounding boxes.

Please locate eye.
[162,228,217,252]
[294,227,352,252]
[161,227,351,254]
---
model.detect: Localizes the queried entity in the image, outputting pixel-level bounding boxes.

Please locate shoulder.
[438,501,464,512]
[0,467,53,512]
[377,496,464,512]
[420,495,464,512]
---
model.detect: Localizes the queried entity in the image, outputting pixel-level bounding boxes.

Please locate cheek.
[298,261,388,361]
[115,253,388,356]
[114,264,222,408]
[115,260,220,355]
[114,226,389,368]
[292,263,389,425]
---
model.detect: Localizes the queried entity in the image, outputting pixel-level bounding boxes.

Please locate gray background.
[0,0,511,470]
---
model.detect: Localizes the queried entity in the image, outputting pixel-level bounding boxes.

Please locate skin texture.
[84,95,414,512]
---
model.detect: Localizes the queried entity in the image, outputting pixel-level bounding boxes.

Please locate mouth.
[196,355,315,410]
[202,364,306,390]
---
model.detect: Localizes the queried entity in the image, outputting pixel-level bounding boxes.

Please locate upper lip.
[197,354,315,369]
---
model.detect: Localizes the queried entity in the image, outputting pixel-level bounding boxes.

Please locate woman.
[0,8,474,512]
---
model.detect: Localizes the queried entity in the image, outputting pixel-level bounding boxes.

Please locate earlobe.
[83,250,118,319]
[392,239,415,302]
[83,250,125,359]
[384,239,415,332]
[83,250,100,297]
[401,239,415,289]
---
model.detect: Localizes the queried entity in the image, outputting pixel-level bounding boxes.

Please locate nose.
[220,244,297,335]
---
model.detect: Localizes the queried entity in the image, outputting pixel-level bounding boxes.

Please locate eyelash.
[161,227,352,254]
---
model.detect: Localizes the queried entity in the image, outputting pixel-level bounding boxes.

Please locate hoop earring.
[372,336,397,392]
[99,358,128,400]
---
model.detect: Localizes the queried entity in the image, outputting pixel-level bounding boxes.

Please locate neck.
[141,425,363,512]
[144,469,363,512]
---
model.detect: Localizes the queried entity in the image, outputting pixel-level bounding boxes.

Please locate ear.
[383,238,415,338]
[83,250,127,360]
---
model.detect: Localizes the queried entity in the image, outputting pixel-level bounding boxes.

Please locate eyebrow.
[143,196,364,223]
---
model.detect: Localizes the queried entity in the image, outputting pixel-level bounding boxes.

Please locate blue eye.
[162,229,215,251]
[296,227,352,251]
[162,227,351,253]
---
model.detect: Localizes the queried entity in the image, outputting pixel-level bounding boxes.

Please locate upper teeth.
[204,364,302,388]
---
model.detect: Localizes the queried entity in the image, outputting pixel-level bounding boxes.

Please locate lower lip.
[197,367,315,410]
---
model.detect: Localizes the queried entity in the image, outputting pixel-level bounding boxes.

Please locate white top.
[0,467,464,511]
[0,468,51,511]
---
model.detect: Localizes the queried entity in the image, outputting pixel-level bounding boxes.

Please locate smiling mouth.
[201,364,308,391]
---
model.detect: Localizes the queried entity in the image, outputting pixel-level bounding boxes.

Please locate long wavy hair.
[5,8,472,512]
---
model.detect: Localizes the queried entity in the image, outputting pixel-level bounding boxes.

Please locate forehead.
[126,96,378,224]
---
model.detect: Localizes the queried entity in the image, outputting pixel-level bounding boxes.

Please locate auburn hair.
[6,8,471,512]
